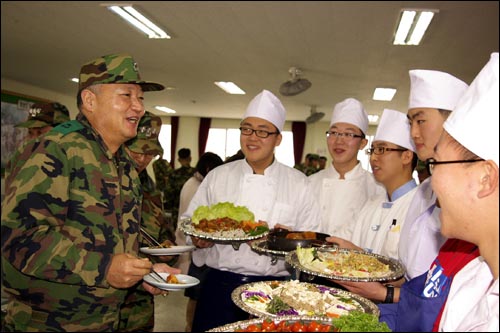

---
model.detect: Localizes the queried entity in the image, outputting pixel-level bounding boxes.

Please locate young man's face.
[407,108,447,161]
[327,122,367,167]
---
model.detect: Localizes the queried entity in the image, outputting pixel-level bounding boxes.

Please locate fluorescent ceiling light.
[393,9,437,45]
[368,114,380,124]
[214,82,246,95]
[71,78,79,83]
[155,106,176,114]
[373,88,397,101]
[107,5,170,39]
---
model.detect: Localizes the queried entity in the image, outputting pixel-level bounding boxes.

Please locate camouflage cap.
[126,111,164,155]
[15,102,71,128]
[78,53,164,92]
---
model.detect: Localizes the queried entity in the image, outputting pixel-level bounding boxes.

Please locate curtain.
[292,121,306,166]
[198,117,211,158]
[170,116,179,168]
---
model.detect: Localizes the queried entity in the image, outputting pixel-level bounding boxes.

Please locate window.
[357,135,374,171]
[206,128,295,167]
[158,124,172,160]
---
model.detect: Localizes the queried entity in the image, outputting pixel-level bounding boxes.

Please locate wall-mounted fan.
[279,67,312,96]
[305,105,325,124]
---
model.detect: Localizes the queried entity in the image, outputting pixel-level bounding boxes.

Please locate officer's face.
[83,84,145,153]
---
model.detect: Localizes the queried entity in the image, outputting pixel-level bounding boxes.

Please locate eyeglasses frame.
[239,126,279,139]
[325,131,364,140]
[365,147,407,155]
[425,157,485,175]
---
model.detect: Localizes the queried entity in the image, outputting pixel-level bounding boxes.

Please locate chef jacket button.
[235,259,240,264]
[371,225,380,231]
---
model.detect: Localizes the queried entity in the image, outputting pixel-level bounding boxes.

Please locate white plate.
[140,245,195,256]
[143,273,200,291]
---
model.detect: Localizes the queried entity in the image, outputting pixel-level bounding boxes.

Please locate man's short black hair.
[178,148,191,159]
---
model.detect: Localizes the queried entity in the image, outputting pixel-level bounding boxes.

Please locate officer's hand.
[107,253,152,289]
[142,263,182,295]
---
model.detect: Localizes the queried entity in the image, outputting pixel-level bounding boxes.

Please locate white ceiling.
[1,1,498,123]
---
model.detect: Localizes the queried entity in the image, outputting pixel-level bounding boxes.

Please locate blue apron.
[379,272,449,331]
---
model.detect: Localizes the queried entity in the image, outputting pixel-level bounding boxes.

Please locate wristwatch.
[384,284,395,303]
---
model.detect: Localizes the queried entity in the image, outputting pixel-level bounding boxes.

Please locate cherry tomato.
[261,319,277,331]
[291,321,306,332]
[306,321,322,332]
[277,320,289,331]
[245,323,262,332]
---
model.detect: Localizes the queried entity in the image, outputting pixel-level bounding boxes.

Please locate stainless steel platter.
[231,280,379,319]
[286,247,405,282]
[206,315,332,332]
[180,218,269,250]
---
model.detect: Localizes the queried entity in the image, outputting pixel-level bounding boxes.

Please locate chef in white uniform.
[308,98,384,237]
[400,69,468,280]
[435,52,499,332]
[331,109,418,260]
[183,89,322,331]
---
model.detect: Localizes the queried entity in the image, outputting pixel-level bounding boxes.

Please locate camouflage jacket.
[163,165,195,225]
[152,158,172,192]
[1,113,142,331]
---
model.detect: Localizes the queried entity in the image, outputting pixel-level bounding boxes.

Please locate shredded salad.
[240,280,363,318]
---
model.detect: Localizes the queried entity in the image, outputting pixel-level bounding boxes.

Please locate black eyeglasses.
[425,158,485,175]
[239,127,279,138]
[365,147,407,155]
[326,131,364,140]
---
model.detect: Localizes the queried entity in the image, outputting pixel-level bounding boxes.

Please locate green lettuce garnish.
[191,202,255,224]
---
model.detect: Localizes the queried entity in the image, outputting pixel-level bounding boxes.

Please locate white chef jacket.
[399,177,447,280]
[175,173,203,274]
[338,179,418,260]
[439,257,499,332]
[308,162,384,236]
[183,158,322,276]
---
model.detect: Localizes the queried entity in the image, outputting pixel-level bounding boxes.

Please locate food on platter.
[232,280,379,318]
[266,228,330,252]
[207,316,333,332]
[188,202,269,238]
[332,310,391,332]
[207,312,391,332]
[288,247,404,282]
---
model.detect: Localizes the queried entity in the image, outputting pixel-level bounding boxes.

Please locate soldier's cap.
[78,53,164,92]
[126,111,164,156]
[15,102,70,128]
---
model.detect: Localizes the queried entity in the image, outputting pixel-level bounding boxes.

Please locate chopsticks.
[150,268,166,283]
[140,227,162,247]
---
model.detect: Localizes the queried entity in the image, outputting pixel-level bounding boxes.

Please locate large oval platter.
[286,247,404,282]
[180,218,269,244]
[207,315,332,332]
[231,280,379,319]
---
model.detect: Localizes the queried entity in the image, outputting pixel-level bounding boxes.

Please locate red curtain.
[198,117,211,158]
[292,121,306,166]
[170,116,179,168]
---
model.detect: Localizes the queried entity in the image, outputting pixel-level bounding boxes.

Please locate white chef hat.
[444,52,499,166]
[374,108,416,152]
[243,90,286,132]
[330,98,369,134]
[408,69,468,111]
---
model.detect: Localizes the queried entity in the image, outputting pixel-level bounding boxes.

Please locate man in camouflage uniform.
[15,101,71,141]
[1,53,179,331]
[163,148,195,228]
[121,111,177,332]
[152,157,173,194]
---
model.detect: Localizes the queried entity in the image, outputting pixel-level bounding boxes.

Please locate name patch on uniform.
[52,120,84,136]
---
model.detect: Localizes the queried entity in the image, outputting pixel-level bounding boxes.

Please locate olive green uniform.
[1,114,143,331]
